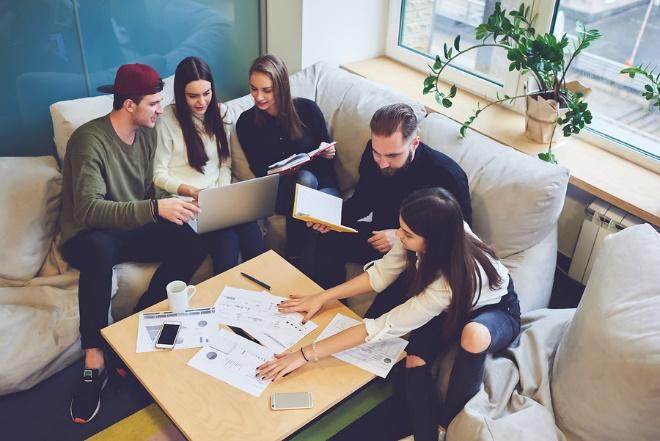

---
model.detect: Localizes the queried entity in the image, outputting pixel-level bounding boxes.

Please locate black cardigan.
[342,141,472,229]
[236,97,337,189]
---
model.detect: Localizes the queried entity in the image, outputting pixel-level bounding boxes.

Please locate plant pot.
[524,78,591,144]
[524,94,565,144]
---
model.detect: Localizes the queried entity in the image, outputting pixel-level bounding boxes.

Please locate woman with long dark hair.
[257,188,521,440]
[154,56,265,274]
[236,54,338,266]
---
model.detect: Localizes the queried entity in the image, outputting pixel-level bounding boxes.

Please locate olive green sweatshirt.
[60,115,157,245]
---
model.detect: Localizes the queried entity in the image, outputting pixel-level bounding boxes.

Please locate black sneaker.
[70,368,108,424]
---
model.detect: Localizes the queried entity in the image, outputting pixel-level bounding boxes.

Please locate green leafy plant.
[620,64,660,108]
[423,2,601,163]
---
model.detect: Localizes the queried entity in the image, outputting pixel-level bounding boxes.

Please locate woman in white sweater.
[257,188,521,440]
[154,56,265,274]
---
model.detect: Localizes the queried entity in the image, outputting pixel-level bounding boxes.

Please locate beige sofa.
[0,62,568,395]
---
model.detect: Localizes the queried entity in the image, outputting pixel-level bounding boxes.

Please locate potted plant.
[423,2,601,163]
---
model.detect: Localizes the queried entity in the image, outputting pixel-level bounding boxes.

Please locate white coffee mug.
[166,280,196,313]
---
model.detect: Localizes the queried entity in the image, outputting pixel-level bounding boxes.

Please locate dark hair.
[400,188,503,342]
[249,54,303,140]
[370,103,418,140]
[173,56,229,173]
[113,95,143,111]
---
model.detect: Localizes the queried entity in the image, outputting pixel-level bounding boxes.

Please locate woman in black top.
[236,54,339,264]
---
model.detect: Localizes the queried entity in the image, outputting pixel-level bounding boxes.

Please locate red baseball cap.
[97,63,164,95]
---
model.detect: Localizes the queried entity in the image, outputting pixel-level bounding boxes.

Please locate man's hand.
[277,292,326,324]
[157,198,201,225]
[177,184,203,200]
[306,221,331,234]
[367,229,397,253]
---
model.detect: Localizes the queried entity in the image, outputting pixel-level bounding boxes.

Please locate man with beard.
[309,103,471,317]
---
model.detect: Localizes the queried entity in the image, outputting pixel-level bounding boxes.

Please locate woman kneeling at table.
[257,187,521,440]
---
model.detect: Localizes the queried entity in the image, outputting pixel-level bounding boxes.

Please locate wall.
[0,0,261,158]
[266,0,387,72]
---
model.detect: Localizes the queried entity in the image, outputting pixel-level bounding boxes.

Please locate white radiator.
[568,200,643,284]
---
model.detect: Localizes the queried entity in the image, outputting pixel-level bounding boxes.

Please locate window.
[387,0,659,171]
[555,0,660,163]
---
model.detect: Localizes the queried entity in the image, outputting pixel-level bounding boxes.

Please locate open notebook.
[292,184,357,233]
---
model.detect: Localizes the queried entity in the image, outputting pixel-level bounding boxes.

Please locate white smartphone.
[155,321,182,349]
[270,392,313,411]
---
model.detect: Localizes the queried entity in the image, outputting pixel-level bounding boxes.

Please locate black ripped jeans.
[366,277,521,440]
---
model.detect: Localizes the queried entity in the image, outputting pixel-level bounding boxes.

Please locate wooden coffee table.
[101,251,382,440]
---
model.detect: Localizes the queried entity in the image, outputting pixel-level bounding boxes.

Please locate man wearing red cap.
[59,63,209,423]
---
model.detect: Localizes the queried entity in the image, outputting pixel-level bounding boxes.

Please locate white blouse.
[362,223,510,343]
[154,104,232,194]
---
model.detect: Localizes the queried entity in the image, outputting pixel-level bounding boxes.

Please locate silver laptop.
[187,175,279,234]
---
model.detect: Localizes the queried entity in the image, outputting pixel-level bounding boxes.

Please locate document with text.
[187,329,275,397]
[214,286,318,352]
[315,314,408,378]
[136,307,217,353]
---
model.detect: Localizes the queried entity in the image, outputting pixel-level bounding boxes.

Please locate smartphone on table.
[270,392,313,410]
[155,321,182,349]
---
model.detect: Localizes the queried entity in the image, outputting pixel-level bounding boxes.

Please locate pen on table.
[240,272,271,291]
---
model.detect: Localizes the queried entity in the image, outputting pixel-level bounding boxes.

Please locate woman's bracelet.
[300,347,309,363]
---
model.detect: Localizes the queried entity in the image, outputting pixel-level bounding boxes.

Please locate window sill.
[342,56,660,227]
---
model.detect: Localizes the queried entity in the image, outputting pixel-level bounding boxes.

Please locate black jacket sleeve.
[342,144,374,224]
[236,111,266,177]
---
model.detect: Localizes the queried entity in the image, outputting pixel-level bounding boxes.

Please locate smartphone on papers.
[155,321,182,349]
[271,392,313,410]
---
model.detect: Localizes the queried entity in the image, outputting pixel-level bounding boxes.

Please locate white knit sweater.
[153,104,232,194]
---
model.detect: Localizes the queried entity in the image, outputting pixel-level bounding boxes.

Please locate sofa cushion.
[0,273,80,395]
[50,76,175,161]
[418,113,569,259]
[551,224,660,441]
[0,157,62,281]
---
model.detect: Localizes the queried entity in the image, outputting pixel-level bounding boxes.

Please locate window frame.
[386,0,660,173]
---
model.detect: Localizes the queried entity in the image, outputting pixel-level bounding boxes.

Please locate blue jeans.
[276,169,340,264]
[205,221,265,274]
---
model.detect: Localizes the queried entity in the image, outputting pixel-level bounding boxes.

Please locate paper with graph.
[292,184,357,233]
[315,313,408,378]
[213,286,318,352]
[187,329,275,397]
[136,307,217,353]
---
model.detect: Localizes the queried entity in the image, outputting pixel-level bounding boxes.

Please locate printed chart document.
[315,314,408,378]
[266,142,336,175]
[187,329,275,397]
[214,286,318,352]
[136,307,217,353]
[292,184,357,233]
